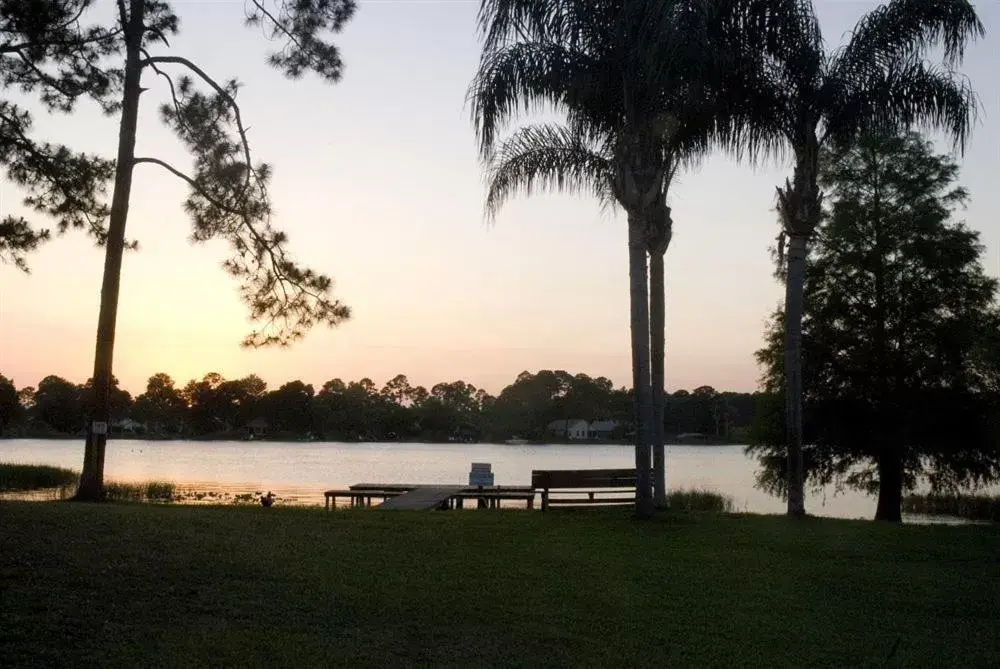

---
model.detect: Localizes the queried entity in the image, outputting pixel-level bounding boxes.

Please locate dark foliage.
[1,368,760,442]
[0,0,119,269]
[749,131,1000,519]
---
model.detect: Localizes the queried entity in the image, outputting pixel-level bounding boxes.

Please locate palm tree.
[730,0,983,516]
[471,0,730,516]
[648,207,672,507]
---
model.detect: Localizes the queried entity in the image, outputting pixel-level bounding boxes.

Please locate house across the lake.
[546,419,624,440]
[245,418,268,440]
[588,420,620,439]
[546,419,591,440]
[112,418,144,435]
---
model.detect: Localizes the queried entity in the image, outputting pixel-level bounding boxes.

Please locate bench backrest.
[531,468,639,489]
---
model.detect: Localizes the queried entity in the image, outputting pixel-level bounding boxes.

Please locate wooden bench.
[531,468,645,510]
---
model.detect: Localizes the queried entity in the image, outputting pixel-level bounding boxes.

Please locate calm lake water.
[0,438,907,519]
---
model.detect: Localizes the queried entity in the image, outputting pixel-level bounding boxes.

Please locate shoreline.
[0,435,748,447]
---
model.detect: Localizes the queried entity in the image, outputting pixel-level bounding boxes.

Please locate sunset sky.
[1,1,998,398]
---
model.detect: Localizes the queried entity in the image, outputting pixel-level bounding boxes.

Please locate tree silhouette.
[75,0,356,500]
[750,131,1000,521]
[132,373,186,435]
[1,0,119,270]
[0,374,20,430]
[731,0,983,515]
[471,0,740,516]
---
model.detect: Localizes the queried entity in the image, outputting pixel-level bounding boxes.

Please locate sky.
[1,0,998,398]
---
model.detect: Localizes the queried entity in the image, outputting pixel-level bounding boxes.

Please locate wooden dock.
[376,485,466,510]
[325,483,536,510]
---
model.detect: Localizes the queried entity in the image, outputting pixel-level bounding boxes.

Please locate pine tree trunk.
[784,233,808,516]
[75,0,145,501]
[628,215,653,518]
[650,248,666,508]
[870,167,902,523]
[874,441,903,522]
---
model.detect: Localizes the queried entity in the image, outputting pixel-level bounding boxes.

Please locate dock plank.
[376,485,466,510]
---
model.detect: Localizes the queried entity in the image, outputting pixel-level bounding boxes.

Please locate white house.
[546,419,590,440]
[589,420,620,439]
[112,418,144,434]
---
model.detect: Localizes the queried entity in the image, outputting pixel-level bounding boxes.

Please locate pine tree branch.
[132,156,296,303]
[139,55,253,192]
[132,157,241,217]
[55,2,88,31]
[248,0,302,51]
[0,107,111,241]
[11,49,76,99]
[141,48,187,132]
[0,28,123,54]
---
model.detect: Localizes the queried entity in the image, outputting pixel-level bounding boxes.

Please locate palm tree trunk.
[650,248,666,508]
[783,233,807,516]
[628,215,654,518]
[75,0,145,501]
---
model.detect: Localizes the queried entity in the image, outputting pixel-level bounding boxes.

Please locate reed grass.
[105,480,177,503]
[902,493,999,522]
[0,463,78,492]
[666,488,735,512]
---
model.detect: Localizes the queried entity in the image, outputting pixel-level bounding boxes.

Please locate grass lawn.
[1,503,996,668]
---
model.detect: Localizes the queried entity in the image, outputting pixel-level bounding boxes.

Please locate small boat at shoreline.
[504,437,529,445]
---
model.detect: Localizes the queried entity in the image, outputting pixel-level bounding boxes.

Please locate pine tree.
[750,131,1000,522]
[70,0,356,500]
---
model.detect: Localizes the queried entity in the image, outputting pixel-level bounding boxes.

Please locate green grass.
[0,504,996,668]
[0,463,78,492]
[902,493,1000,522]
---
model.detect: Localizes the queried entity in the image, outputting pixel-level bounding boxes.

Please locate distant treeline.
[0,370,759,443]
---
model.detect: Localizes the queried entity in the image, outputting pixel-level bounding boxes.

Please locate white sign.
[91,422,108,435]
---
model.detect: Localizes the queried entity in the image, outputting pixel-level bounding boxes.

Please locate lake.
[0,437,905,519]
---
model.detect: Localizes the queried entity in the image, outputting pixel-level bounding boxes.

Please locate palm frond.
[619,0,713,99]
[824,56,978,151]
[477,0,552,51]
[836,0,984,74]
[708,52,793,163]
[484,123,612,222]
[478,0,607,53]
[595,177,620,215]
[731,0,825,95]
[469,40,599,158]
[707,0,819,163]
[719,0,819,59]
